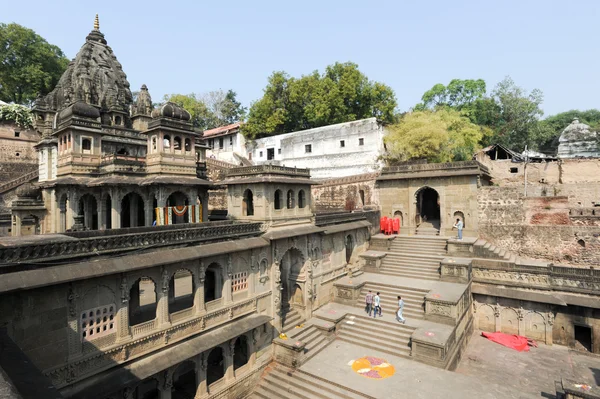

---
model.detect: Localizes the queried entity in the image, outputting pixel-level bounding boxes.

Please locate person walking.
[365,290,374,316]
[373,292,381,318]
[396,295,406,324]
[453,218,464,240]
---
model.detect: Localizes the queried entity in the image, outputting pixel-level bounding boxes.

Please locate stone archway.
[279,248,306,325]
[415,186,440,228]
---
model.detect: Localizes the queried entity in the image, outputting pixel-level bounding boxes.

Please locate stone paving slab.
[456,330,600,398]
[301,339,526,399]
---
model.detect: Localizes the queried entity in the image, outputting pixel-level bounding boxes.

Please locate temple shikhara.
[0,15,599,399]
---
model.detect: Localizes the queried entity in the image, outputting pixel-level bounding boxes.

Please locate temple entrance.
[416,187,440,227]
[345,234,354,264]
[78,194,98,230]
[279,248,306,327]
[167,191,190,224]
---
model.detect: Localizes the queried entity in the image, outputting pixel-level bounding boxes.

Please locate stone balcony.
[226,164,311,178]
[0,221,264,266]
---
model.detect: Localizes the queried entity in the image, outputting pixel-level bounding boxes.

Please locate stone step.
[383,255,444,265]
[378,270,440,281]
[300,335,334,364]
[380,265,440,274]
[381,261,440,270]
[379,270,439,280]
[385,251,445,259]
[390,241,447,248]
[353,301,424,317]
[340,318,414,342]
[362,282,430,295]
[358,288,426,301]
[270,366,370,399]
[338,328,411,358]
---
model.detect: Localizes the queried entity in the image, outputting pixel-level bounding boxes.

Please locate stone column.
[117,274,131,342]
[249,330,257,367]
[195,352,208,397]
[225,255,233,304]
[157,268,171,326]
[12,214,21,237]
[494,304,501,332]
[68,192,79,230]
[66,284,82,361]
[195,262,206,315]
[249,255,256,295]
[98,195,106,230]
[145,197,154,227]
[546,311,554,345]
[111,192,122,229]
[225,340,235,381]
[159,369,173,399]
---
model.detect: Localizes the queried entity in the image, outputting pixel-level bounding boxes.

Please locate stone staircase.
[282,307,304,332]
[378,236,447,280]
[250,364,376,399]
[473,239,517,262]
[286,322,335,364]
[336,314,416,359]
[416,220,440,235]
[354,282,428,320]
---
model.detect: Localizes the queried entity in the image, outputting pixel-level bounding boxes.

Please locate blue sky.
[3,0,598,116]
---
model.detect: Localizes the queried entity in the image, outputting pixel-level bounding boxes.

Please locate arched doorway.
[233,336,249,370]
[204,263,223,303]
[393,210,404,226]
[279,248,306,325]
[168,269,194,314]
[78,194,98,230]
[453,211,465,228]
[134,378,159,399]
[345,234,354,264]
[243,189,254,216]
[172,360,196,397]
[121,192,145,228]
[206,347,225,386]
[167,191,190,224]
[416,187,440,227]
[129,277,157,326]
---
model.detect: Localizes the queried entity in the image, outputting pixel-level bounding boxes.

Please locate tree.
[384,109,485,163]
[415,79,486,114]
[534,109,600,153]
[164,90,245,131]
[0,23,69,104]
[488,76,544,151]
[242,62,397,139]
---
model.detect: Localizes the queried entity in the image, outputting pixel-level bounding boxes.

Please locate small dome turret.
[151,102,191,121]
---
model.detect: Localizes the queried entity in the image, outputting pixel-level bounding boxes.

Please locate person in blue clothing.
[373,292,381,318]
[396,295,406,324]
[453,218,464,240]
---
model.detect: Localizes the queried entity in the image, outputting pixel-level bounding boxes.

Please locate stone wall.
[478,186,600,265]
[312,173,378,212]
[0,122,39,164]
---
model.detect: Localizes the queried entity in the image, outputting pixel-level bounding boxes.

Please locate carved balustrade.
[226,164,310,178]
[315,211,373,226]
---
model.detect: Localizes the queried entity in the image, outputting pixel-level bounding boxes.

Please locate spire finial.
[94,14,100,30]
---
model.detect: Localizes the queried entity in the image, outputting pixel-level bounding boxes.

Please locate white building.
[247,118,385,179]
[204,122,246,164]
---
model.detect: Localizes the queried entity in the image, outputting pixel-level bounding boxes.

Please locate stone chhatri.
[557,118,599,158]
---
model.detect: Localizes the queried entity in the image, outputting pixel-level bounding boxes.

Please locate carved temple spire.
[132,84,153,116]
[94,14,100,31]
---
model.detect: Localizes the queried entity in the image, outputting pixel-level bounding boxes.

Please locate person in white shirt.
[453,218,464,240]
[373,292,381,318]
[396,295,406,324]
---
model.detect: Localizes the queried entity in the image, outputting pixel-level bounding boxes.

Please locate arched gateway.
[415,186,440,229]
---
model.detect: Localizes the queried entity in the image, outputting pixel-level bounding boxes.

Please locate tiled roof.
[203,122,241,138]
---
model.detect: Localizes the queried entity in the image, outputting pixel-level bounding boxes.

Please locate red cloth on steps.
[481,332,534,352]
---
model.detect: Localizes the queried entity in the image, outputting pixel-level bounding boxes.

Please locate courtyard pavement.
[301,330,599,398]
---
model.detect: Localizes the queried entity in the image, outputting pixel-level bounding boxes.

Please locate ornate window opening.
[82,138,92,153]
[129,277,157,326]
[169,269,194,313]
[232,272,248,292]
[298,190,306,209]
[274,190,282,210]
[164,135,171,149]
[243,189,254,216]
[174,136,182,151]
[81,304,115,341]
[152,136,157,152]
[184,138,191,152]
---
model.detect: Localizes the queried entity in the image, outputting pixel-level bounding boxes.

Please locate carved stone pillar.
[66,283,82,360]
[158,268,171,326]
[249,254,257,295]
[159,369,173,399]
[111,192,121,229]
[117,274,131,341]
[145,197,154,227]
[68,191,79,230]
[546,311,554,345]
[225,341,235,381]
[249,330,258,367]
[225,255,233,304]
[98,195,106,230]
[195,261,206,315]
[11,214,21,237]
[494,304,501,332]
[195,352,208,397]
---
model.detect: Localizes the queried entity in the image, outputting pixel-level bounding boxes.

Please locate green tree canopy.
[534,109,600,153]
[241,62,397,139]
[414,79,486,115]
[0,23,69,104]
[164,90,246,131]
[383,109,485,164]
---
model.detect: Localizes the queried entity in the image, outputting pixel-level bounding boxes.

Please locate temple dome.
[557,118,600,158]
[34,17,133,118]
[151,102,191,121]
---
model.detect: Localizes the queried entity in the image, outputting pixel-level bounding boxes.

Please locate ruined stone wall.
[0,121,39,164]
[312,173,378,212]
[478,186,600,265]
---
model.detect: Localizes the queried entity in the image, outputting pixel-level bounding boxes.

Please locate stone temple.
[1,17,600,399]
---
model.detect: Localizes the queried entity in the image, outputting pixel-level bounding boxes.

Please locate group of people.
[364,290,406,324]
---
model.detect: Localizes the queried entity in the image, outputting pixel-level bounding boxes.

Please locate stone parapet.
[360,250,386,271]
[424,283,471,326]
[446,237,476,257]
[440,257,472,284]
[369,234,396,251]
[558,378,600,399]
[226,164,310,178]
[314,211,370,227]
[272,337,305,369]
[332,277,366,306]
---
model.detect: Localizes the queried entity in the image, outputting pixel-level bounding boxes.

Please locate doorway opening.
[416,187,440,225]
[574,325,592,352]
[267,148,275,160]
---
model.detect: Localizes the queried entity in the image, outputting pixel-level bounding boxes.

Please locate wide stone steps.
[282,308,304,332]
[337,315,415,359]
[251,365,373,399]
[378,269,439,281]
[356,286,426,318]
[287,325,334,363]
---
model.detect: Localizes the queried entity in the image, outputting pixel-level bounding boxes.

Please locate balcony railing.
[315,211,370,226]
[0,221,264,266]
[226,164,310,178]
